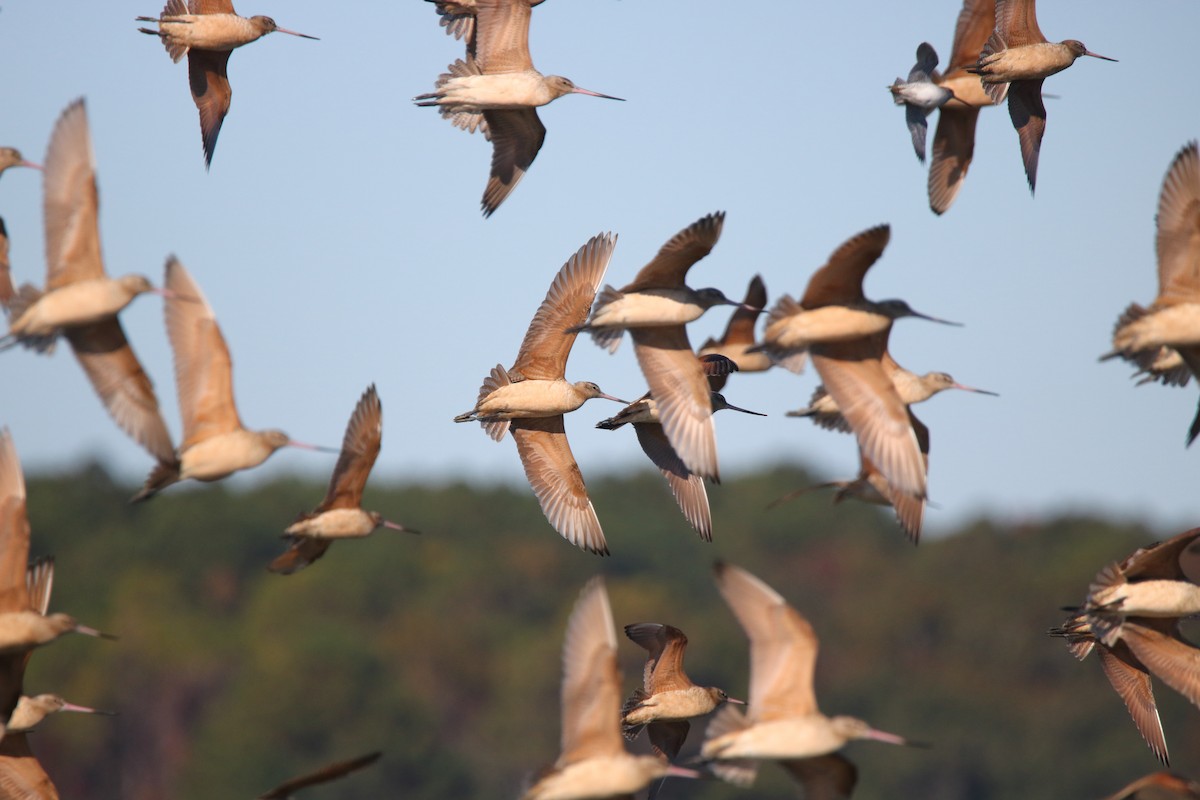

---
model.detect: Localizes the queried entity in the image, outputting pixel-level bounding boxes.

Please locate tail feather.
[131,459,181,503]
[620,688,650,740]
[5,285,57,352]
[267,537,332,575]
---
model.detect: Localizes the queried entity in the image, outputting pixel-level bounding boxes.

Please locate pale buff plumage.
[455,234,625,555]
[133,257,328,502]
[701,563,912,789]
[1102,142,1200,445]
[269,385,417,575]
[137,0,318,167]
[1,101,175,468]
[522,578,693,800]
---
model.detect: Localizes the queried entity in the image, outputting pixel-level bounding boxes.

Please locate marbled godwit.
[754,225,957,375]
[1049,615,1170,764]
[132,257,333,502]
[771,411,929,544]
[787,365,996,432]
[137,0,318,167]
[414,0,622,216]
[697,274,771,392]
[760,226,957,499]
[258,751,382,799]
[577,212,746,481]
[966,0,1115,191]
[620,622,743,761]
[1,101,177,468]
[454,234,625,555]
[1053,528,1200,762]
[925,0,997,214]
[269,385,417,575]
[701,563,915,787]
[1101,142,1200,445]
[1103,772,1200,800]
[596,357,763,541]
[522,578,696,800]
[890,43,956,164]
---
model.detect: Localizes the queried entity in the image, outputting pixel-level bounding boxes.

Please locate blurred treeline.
[17,461,1200,799]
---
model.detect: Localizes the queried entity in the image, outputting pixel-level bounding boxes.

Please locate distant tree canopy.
[17,462,1196,800]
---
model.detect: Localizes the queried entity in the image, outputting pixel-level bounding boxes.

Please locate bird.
[577,212,745,482]
[257,751,382,799]
[1,100,177,469]
[759,225,957,499]
[620,622,743,761]
[770,410,930,544]
[889,42,956,163]
[1102,771,1200,800]
[596,355,764,541]
[1101,141,1200,445]
[696,274,771,392]
[454,233,626,555]
[925,0,998,214]
[701,562,915,789]
[414,0,622,216]
[137,0,318,167]
[269,385,417,575]
[787,365,996,432]
[1048,615,1170,764]
[1052,528,1200,762]
[132,257,334,502]
[967,0,1115,191]
[521,578,696,800]
[0,149,40,180]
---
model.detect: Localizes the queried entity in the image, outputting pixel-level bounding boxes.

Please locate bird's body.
[890,43,955,163]
[1103,142,1200,444]
[456,234,623,555]
[1103,771,1200,800]
[967,0,1115,191]
[7,276,160,343]
[137,0,318,166]
[522,579,692,800]
[415,0,620,216]
[460,376,611,422]
[140,10,277,55]
[701,563,912,789]
[174,428,289,483]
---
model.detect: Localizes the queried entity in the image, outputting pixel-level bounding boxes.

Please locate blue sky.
[1,0,1198,537]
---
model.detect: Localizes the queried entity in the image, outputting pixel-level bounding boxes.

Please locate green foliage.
[15,462,1199,799]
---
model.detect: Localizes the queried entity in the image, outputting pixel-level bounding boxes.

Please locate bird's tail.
[131,459,181,503]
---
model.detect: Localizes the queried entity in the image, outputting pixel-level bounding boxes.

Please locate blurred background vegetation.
[17,460,1199,799]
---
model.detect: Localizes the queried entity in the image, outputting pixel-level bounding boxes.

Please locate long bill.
[286,440,341,454]
[277,27,320,40]
[571,87,625,101]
